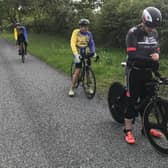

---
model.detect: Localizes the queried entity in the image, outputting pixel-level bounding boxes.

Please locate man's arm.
[23,27,28,42]
[150,30,160,61]
[88,32,95,54]
[70,29,79,55]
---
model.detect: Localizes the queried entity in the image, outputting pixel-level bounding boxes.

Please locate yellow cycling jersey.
[71,29,95,55]
[14,28,18,41]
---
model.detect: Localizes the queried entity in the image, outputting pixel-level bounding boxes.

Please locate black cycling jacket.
[126,24,160,68]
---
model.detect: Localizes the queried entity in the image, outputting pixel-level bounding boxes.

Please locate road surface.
[0,39,167,167]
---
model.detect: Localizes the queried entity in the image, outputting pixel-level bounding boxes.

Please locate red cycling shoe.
[125,131,136,144]
[150,129,162,138]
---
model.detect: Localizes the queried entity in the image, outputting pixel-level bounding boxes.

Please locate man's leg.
[124,69,141,144]
[86,59,94,94]
[17,35,22,55]
[18,41,21,55]
[69,63,81,97]
[72,68,81,87]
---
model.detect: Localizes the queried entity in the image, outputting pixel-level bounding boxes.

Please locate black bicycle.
[70,49,99,99]
[108,62,168,155]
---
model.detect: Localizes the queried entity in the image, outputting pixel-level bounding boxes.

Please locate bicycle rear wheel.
[144,98,168,155]
[21,43,25,63]
[108,82,126,124]
[83,67,96,99]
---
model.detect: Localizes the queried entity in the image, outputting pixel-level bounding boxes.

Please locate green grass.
[2,32,168,94]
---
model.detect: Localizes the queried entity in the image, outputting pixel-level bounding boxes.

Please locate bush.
[96,0,168,53]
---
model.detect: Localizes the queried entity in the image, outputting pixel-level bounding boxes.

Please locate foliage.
[1,0,168,52]
[2,32,168,93]
[97,0,168,52]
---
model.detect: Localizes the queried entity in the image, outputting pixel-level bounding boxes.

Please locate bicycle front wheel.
[83,67,96,99]
[108,82,126,124]
[143,98,168,155]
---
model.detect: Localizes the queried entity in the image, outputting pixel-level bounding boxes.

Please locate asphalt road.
[0,39,167,168]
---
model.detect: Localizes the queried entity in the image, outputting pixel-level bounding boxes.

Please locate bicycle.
[70,49,99,99]
[108,62,168,155]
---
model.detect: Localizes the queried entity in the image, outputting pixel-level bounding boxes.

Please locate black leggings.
[125,67,153,119]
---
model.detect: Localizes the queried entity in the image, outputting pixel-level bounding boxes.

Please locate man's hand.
[93,53,97,58]
[93,53,100,62]
[150,53,159,61]
[74,54,81,63]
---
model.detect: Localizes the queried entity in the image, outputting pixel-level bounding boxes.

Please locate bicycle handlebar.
[80,53,100,63]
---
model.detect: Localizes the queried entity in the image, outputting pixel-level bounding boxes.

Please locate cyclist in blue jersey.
[14,23,28,55]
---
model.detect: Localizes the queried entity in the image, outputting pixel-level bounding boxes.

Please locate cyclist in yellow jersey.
[69,19,96,97]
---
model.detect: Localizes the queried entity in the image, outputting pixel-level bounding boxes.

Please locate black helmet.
[15,22,21,26]
[79,19,90,26]
[142,7,162,28]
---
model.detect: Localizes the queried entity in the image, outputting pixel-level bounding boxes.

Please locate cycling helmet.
[15,22,21,27]
[79,19,90,26]
[142,7,162,28]
[20,26,24,30]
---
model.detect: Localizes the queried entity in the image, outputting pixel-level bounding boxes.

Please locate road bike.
[108,62,168,154]
[70,49,99,99]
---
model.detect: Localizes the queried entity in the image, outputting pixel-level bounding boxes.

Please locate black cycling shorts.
[17,34,26,45]
[125,67,153,119]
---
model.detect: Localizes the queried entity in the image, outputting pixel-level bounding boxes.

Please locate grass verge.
[2,32,168,94]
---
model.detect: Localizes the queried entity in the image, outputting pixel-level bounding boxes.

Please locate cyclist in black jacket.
[124,7,162,144]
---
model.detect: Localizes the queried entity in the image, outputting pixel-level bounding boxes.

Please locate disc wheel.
[108,82,126,123]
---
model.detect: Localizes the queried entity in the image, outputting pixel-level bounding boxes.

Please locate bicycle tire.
[82,67,96,99]
[144,98,168,155]
[108,82,126,124]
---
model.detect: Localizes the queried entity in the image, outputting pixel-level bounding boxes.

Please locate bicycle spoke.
[154,103,164,126]
[162,103,168,126]
[156,102,168,139]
